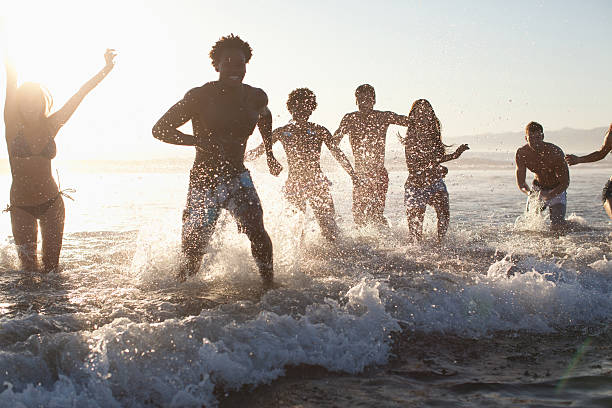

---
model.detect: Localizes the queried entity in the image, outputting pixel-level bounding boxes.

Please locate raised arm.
[515,149,530,195]
[152,90,198,146]
[566,124,612,165]
[256,103,282,176]
[47,49,116,136]
[323,127,357,181]
[3,56,17,125]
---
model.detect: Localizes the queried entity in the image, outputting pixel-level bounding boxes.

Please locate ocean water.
[0,160,610,407]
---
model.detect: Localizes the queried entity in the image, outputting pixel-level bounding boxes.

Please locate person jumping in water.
[400,99,469,242]
[246,88,358,241]
[565,123,612,220]
[333,84,410,227]
[515,121,570,230]
[3,49,116,272]
[152,34,282,286]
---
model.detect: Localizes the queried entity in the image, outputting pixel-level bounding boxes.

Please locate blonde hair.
[16,82,53,119]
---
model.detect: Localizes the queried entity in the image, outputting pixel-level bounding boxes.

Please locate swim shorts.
[404,178,448,210]
[527,183,567,225]
[182,170,263,234]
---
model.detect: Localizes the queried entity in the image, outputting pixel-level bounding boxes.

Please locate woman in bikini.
[400,99,469,242]
[4,49,116,272]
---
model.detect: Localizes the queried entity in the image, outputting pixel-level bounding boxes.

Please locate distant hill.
[445,126,609,154]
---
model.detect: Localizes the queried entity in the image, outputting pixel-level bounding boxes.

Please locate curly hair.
[286,88,317,114]
[209,34,252,67]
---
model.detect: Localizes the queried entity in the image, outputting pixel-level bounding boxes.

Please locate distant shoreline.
[0,155,609,175]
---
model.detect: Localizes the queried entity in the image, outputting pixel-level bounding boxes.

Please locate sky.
[1,0,611,160]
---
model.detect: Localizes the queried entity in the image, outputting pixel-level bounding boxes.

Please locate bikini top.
[10,128,57,160]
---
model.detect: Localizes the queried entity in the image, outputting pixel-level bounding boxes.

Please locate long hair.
[16,82,53,120]
[402,99,446,153]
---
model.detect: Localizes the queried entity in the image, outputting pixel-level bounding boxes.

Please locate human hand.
[104,48,117,69]
[565,154,579,166]
[455,144,470,157]
[267,155,282,176]
[244,149,259,162]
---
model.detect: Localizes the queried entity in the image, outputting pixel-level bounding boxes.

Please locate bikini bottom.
[7,194,62,219]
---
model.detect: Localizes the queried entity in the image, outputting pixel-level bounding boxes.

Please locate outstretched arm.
[440,144,470,163]
[386,111,410,127]
[3,55,17,126]
[257,106,282,176]
[152,91,198,146]
[566,124,612,165]
[48,49,116,136]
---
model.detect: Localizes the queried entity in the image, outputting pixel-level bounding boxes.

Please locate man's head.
[355,84,375,112]
[525,121,545,151]
[287,88,317,123]
[209,34,252,84]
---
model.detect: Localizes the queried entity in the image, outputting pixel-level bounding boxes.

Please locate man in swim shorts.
[515,121,570,229]
[333,84,410,227]
[152,34,282,285]
[565,123,612,220]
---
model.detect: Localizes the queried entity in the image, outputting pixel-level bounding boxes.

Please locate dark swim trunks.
[182,170,263,239]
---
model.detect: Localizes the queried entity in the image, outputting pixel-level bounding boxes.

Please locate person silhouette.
[3,49,116,272]
[333,84,410,227]
[246,88,357,241]
[400,99,469,242]
[152,34,282,286]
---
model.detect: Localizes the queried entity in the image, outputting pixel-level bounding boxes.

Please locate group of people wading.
[4,34,611,288]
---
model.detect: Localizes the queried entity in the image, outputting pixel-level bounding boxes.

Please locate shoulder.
[314,123,332,136]
[274,124,290,134]
[341,111,359,123]
[545,142,565,158]
[244,84,268,108]
[184,84,211,101]
[515,145,529,161]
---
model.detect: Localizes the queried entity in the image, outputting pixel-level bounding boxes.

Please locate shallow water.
[0,163,610,407]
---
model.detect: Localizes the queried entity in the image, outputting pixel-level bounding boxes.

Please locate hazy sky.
[1,0,611,159]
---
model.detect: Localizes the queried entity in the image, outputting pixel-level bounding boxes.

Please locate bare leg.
[370,169,389,226]
[352,179,368,227]
[549,203,567,232]
[310,185,339,242]
[431,190,450,242]
[246,227,274,288]
[406,206,426,242]
[180,207,218,281]
[10,207,39,271]
[39,196,65,272]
